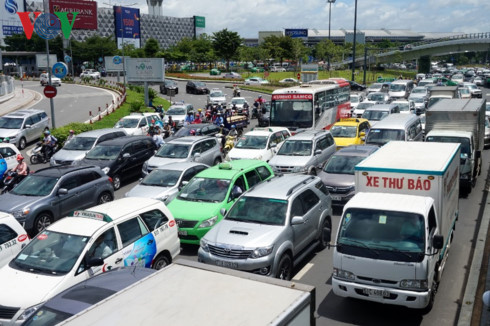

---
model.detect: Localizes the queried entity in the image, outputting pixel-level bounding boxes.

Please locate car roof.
[76,128,127,138]
[248,127,289,135]
[168,136,211,144]
[94,135,151,146]
[4,109,44,118]
[334,145,379,156]
[197,160,270,180]
[34,165,100,177]
[154,162,208,172]
[246,174,320,200]
[334,118,368,127]
[366,104,396,110]
[287,129,330,140]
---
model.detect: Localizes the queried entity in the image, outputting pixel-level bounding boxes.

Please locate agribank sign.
[16,11,78,39]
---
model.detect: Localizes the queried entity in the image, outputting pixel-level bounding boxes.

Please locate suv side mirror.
[315,149,322,156]
[25,124,31,129]
[291,216,305,225]
[432,235,444,250]
[179,180,188,190]
[58,188,68,195]
[86,256,104,268]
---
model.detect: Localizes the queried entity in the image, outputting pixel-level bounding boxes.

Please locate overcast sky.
[98,0,490,38]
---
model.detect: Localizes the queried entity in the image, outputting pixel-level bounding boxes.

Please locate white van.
[365,113,424,147]
[389,80,414,99]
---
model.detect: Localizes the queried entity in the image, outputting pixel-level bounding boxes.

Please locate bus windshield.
[270,100,313,128]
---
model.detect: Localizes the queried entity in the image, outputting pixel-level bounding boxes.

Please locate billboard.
[49,0,98,30]
[285,29,308,38]
[0,0,25,44]
[36,54,58,69]
[126,58,164,83]
[114,6,141,49]
[104,56,130,72]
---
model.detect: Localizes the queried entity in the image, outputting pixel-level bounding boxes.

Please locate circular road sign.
[297,73,301,80]
[113,56,122,65]
[64,55,71,63]
[44,85,57,98]
[52,62,68,79]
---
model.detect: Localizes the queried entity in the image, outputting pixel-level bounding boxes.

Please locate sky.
[98,0,490,38]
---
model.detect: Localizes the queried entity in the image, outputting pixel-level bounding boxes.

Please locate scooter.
[1,171,25,194]
[30,142,58,164]
[223,135,237,155]
[233,88,241,97]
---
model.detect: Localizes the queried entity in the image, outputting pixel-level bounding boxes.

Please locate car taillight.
[108,177,113,183]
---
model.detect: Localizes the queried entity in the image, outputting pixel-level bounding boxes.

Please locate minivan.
[365,113,424,147]
[361,104,400,126]
[389,80,414,99]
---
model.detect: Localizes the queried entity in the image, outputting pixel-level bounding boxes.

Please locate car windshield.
[85,145,121,160]
[412,97,425,103]
[390,84,406,92]
[366,129,405,145]
[0,117,23,129]
[178,177,230,202]
[356,102,374,110]
[167,107,186,115]
[11,175,58,196]
[459,88,470,95]
[394,103,410,112]
[173,128,198,137]
[466,84,477,90]
[277,140,312,156]
[12,231,88,275]
[115,118,139,128]
[232,99,245,105]
[23,306,73,326]
[350,96,360,103]
[141,169,181,187]
[362,110,389,121]
[412,88,426,94]
[195,82,206,87]
[156,143,190,158]
[226,197,288,226]
[367,93,386,102]
[331,125,357,138]
[324,155,366,174]
[63,137,97,151]
[368,83,382,90]
[210,91,223,97]
[235,135,268,149]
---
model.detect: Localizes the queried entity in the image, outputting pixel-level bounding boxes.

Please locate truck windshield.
[366,129,405,145]
[337,208,425,262]
[425,136,470,155]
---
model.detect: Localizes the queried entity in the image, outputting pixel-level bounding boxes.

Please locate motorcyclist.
[66,129,75,143]
[214,112,224,126]
[192,113,202,124]
[42,130,57,163]
[10,154,28,183]
[184,112,194,126]
[228,125,238,137]
[155,105,164,119]
[233,85,240,97]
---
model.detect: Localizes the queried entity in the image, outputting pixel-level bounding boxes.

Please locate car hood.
[0,193,45,212]
[52,149,87,162]
[147,156,188,168]
[228,148,267,160]
[333,137,358,148]
[125,184,175,199]
[0,129,18,138]
[318,172,355,187]
[210,96,226,102]
[269,155,310,167]
[79,158,113,169]
[205,220,283,248]
[0,265,67,308]
[169,200,222,221]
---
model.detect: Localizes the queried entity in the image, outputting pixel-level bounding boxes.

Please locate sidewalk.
[0,86,39,115]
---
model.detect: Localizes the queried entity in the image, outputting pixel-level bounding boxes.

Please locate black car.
[160,79,179,95]
[165,123,221,142]
[349,80,367,91]
[186,81,209,94]
[79,136,157,190]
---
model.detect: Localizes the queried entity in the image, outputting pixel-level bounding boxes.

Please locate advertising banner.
[126,58,164,83]
[0,0,25,43]
[285,29,308,38]
[36,54,58,68]
[49,0,98,30]
[114,6,141,49]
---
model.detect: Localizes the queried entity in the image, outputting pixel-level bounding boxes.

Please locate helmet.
[190,129,196,136]
[44,130,50,135]
[258,95,262,98]
[231,125,236,129]
[198,108,202,112]
[195,112,200,116]
[69,129,74,133]
[16,154,24,161]
[220,124,224,128]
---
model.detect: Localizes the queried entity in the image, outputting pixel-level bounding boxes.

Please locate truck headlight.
[200,238,210,252]
[250,245,273,258]
[17,303,44,321]
[333,268,355,281]
[199,215,218,228]
[102,167,110,174]
[400,279,428,290]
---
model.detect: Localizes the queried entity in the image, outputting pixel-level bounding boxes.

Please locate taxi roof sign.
[71,210,113,222]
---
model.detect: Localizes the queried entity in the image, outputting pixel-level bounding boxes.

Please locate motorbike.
[30,141,59,164]
[205,108,213,122]
[1,171,25,194]
[223,135,237,155]
[233,88,241,97]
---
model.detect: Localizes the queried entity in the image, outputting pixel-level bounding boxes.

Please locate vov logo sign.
[16,11,78,40]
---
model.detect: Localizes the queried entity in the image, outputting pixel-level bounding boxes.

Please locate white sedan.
[0,212,29,268]
[244,77,270,85]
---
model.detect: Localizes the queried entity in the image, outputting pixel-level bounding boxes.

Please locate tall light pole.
[327,0,336,71]
[351,0,358,81]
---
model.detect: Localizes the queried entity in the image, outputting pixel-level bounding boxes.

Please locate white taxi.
[226,127,291,162]
[0,143,21,171]
[0,212,29,268]
[0,197,180,324]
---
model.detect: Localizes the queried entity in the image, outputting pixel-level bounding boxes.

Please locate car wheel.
[318,218,332,250]
[97,191,113,204]
[112,175,122,190]
[18,137,27,150]
[275,254,293,280]
[34,212,53,235]
[152,254,170,270]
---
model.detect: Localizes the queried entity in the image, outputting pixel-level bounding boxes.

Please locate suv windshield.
[227,197,288,226]
[156,143,190,158]
[235,135,267,149]
[85,145,121,160]
[141,169,181,187]
[367,93,386,102]
[390,84,406,92]
[210,91,223,97]
[0,117,23,129]
[63,137,97,151]
[167,107,186,115]
[324,155,367,174]
[330,125,357,138]
[12,231,88,275]
[115,118,139,128]
[11,175,58,196]
[366,129,405,145]
[178,177,230,202]
[362,110,389,121]
[277,140,312,156]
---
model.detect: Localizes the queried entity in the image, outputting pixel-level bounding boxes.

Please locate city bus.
[270,79,351,133]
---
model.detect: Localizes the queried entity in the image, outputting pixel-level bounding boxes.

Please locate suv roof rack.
[286,176,316,196]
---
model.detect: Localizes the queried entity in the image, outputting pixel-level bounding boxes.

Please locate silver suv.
[142,136,222,176]
[198,174,332,280]
[0,109,49,149]
[268,130,336,174]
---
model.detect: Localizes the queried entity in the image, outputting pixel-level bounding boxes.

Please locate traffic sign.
[44,85,57,98]
[297,73,301,80]
[52,62,68,79]
[113,56,122,65]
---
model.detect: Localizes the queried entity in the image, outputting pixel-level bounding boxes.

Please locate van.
[365,113,424,147]
[389,79,414,99]
[361,103,400,126]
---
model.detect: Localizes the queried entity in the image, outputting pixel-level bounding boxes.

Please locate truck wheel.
[275,254,292,280]
[318,218,332,250]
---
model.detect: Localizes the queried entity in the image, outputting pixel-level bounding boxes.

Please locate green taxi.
[167,160,274,244]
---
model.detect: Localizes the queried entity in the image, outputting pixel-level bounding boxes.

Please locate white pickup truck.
[80,69,101,79]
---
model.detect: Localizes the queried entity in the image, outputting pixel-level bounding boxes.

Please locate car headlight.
[400,279,428,290]
[17,303,44,321]
[249,245,273,258]
[333,268,355,281]
[291,166,307,173]
[142,161,148,172]
[200,238,210,252]
[13,207,30,219]
[199,215,218,228]
[158,195,169,203]
[102,167,110,174]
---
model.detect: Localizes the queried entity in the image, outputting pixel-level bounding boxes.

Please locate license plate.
[331,195,342,201]
[215,260,238,269]
[178,230,187,236]
[362,288,390,298]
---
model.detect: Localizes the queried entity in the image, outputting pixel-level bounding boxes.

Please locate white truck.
[427,85,460,108]
[332,141,460,312]
[60,260,316,325]
[425,99,485,196]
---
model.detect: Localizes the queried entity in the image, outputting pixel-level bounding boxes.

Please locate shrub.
[130,100,145,112]
[49,123,94,145]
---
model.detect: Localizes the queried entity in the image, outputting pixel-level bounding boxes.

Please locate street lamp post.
[351,0,358,81]
[327,0,336,71]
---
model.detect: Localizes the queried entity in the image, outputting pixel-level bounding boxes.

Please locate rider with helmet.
[11,154,28,181]
[192,112,202,124]
[66,129,75,144]
[189,129,197,136]
[228,125,238,137]
[42,130,57,163]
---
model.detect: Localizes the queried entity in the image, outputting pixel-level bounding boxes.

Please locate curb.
[0,91,15,104]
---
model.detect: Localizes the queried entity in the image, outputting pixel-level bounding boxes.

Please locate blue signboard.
[64,55,71,63]
[52,62,68,78]
[114,6,141,48]
[113,56,122,65]
[285,29,308,38]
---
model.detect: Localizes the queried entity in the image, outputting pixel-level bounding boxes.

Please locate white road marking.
[293,263,314,280]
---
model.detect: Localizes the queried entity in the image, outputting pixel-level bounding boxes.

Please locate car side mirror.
[315,149,322,155]
[270,143,277,149]
[179,180,188,190]
[432,235,443,250]
[220,208,227,216]
[291,216,305,225]
[122,153,130,159]
[86,256,104,268]
[193,152,201,158]
[58,188,68,195]
[25,124,31,129]
[359,131,365,137]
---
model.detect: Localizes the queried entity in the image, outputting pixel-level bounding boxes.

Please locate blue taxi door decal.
[123,233,157,268]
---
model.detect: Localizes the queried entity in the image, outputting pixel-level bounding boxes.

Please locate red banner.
[49,0,97,30]
[271,94,313,100]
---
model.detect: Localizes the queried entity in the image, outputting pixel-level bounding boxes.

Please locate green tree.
[72,35,117,67]
[144,38,159,57]
[212,29,242,71]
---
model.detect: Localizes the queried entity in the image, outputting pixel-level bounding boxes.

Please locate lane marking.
[293,262,314,280]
